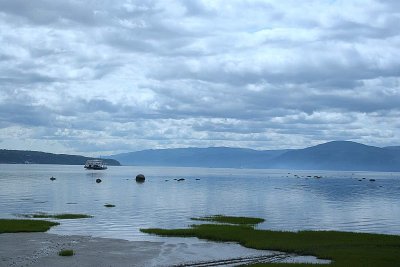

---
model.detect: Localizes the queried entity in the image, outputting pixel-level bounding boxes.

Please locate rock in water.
[136,174,145,183]
[96,178,102,183]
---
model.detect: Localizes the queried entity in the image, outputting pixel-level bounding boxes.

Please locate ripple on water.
[1,165,400,240]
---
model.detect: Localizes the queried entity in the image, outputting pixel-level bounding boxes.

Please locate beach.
[0,233,329,267]
[0,233,163,267]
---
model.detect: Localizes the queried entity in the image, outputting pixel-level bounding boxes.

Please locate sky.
[0,0,400,156]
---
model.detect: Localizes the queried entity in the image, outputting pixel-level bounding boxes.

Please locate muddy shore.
[0,233,329,267]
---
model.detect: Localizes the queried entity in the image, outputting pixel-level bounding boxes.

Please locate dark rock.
[136,174,145,183]
[50,177,56,181]
[96,178,102,183]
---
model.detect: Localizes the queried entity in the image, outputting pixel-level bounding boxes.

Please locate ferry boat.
[84,159,107,170]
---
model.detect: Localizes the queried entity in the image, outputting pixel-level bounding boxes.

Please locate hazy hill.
[110,147,287,168]
[3,141,399,171]
[384,146,400,151]
[109,141,400,171]
[272,141,400,171]
[0,149,120,166]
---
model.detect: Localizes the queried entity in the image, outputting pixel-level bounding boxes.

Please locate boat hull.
[84,166,107,170]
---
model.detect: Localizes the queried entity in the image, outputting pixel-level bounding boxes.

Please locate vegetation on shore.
[22,213,93,219]
[58,249,74,256]
[191,215,265,225]
[0,219,59,233]
[141,215,400,267]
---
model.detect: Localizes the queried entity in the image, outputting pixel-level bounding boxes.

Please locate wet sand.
[0,233,329,267]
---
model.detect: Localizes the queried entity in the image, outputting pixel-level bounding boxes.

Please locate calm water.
[1,164,400,241]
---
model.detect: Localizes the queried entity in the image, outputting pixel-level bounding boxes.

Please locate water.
[1,164,400,241]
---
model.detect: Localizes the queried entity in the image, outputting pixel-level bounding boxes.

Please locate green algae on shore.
[21,213,92,219]
[191,215,265,225]
[141,215,400,267]
[58,249,74,256]
[0,219,59,233]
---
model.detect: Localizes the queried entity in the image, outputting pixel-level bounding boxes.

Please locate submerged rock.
[136,174,145,183]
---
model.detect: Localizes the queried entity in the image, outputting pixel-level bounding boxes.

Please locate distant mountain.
[0,149,120,166]
[384,146,400,151]
[109,147,288,168]
[108,141,400,171]
[272,141,400,171]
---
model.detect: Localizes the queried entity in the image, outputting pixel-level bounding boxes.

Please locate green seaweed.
[191,215,265,225]
[22,213,92,219]
[58,249,74,256]
[141,215,400,267]
[0,219,59,233]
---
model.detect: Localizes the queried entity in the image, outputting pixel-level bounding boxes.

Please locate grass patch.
[141,215,400,267]
[22,213,92,219]
[104,204,116,208]
[58,249,74,256]
[191,215,265,225]
[0,219,59,233]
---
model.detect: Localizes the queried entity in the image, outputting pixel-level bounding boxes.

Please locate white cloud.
[0,0,400,155]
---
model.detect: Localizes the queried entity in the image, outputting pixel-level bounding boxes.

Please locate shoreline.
[0,232,328,267]
[0,233,163,267]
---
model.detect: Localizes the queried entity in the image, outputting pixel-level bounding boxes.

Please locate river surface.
[1,164,400,241]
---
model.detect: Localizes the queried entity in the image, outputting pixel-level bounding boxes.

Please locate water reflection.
[0,164,399,241]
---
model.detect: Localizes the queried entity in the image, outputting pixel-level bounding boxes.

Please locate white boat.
[84,159,107,170]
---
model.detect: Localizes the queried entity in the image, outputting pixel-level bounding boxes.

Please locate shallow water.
[1,164,400,241]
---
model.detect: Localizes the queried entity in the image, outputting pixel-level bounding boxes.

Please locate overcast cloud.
[1,0,399,156]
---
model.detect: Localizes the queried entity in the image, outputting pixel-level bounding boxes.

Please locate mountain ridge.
[108,141,400,171]
[2,141,400,171]
[0,149,120,166]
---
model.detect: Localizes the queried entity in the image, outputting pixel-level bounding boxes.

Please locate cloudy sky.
[0,0,399,156]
